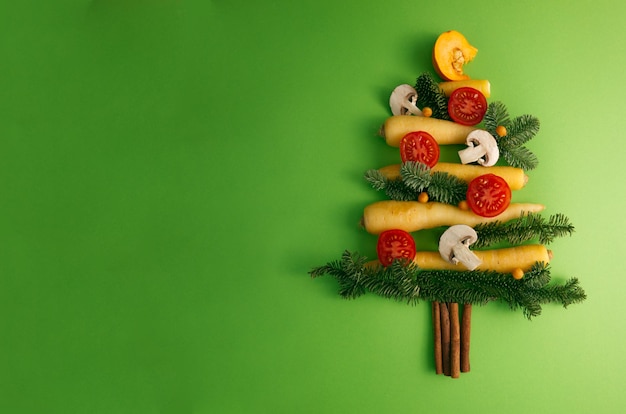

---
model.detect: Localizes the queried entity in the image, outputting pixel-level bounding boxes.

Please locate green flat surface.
[1,1,625,413]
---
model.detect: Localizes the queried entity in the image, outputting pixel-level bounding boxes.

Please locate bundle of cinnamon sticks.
[432,302,472,378]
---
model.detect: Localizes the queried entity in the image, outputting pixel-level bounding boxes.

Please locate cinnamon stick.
[439,302,451,376]
[432,302,442,375]
[461,303,472,373]
[449,303,461,379]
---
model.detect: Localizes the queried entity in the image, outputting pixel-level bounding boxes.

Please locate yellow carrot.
[412,245,551,273]
[438,80,491,98]
[366,245,551,274]
[380,115,476,147]
[362,200,545,234]
[377,162,528,191]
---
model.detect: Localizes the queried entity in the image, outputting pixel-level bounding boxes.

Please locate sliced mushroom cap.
[438,225,482,270]
[457,129,499,166]
[389,84,423,116]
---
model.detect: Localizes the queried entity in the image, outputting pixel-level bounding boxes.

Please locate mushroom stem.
[451,244,482,270]
[458,145,487,165]
[457,129,499,166]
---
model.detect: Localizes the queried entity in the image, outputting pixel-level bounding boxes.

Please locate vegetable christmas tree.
[310,30,586,378]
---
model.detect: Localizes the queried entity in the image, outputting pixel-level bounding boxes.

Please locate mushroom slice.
[438,225,482,270]
[458,130,499,166]
[389,84,423,116]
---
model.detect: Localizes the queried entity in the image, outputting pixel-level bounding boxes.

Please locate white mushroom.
[389,84,423,116]
[457,130,499,166]
[438,225,482,270]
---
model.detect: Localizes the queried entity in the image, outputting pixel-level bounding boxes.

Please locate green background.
[1,0,625,413]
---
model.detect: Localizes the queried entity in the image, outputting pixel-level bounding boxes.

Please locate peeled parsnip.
[380,115,476,147]
[438,80,491,98]
[413,244,551,273]
[377,162,528,191]
[362,200,545,234]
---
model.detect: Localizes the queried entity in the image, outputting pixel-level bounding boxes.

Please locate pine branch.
[427,172,468,205]
[364,162,467,205]
[502,114,540,147]
[310,251,586,320]
[399,161,432,192]
[483,102,540,171]
[384,179,417,201]
[363,169,387,191]
[364,168,416,201]
[500,145,539,171]
[483,101,511,131]
[473,213,575,248]
[414,72,450,120]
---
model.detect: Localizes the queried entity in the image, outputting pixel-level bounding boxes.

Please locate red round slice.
[376,229,416,267]
[399,131,440,167]
[466,174,512,218]
[447,87,487,126]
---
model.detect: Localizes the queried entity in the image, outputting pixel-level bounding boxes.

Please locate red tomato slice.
[447,87,487,126]
[399,131,440,167]
[376,229,416,266]
[466,174,512,217]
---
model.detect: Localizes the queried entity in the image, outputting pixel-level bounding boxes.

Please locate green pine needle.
[484,102,540,170]
[364,162,467,205]
[473,213,575,248]
[501,145,539,170]
[310,251,586,320]
[483,101,510,130]
[427,172,468,205]
[363,169,387,191]
[503,114,540,147]
[399,161,432,191]
[414,72,450,120]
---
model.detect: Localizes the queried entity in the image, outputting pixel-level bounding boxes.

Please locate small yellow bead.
[458,200,469,211]
[496,125,507,137]
[422,107,433,117]
[512,268,524,280]
[418,192,429,203]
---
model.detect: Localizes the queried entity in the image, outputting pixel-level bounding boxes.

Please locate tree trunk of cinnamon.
[461,303,472,373]
[432,302,443,374]
[440,302,451,376]
[449,303,461,379]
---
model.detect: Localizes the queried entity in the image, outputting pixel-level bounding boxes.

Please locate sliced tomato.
[447,87,487,126]
[399,131,440,167]
[376,229,416,266]
[466,174,512,217]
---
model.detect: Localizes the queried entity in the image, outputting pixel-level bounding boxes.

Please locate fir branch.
[427,172,468,205]
[364,168,416,201]
[364,162,467,205]
[500,145,539,171]
[363,169,387,191]
[414,72,450,120]
[401,161,467,205]
[473,213,575,248]
[310,251,586,320]
[502,114,540,148]
[364,169,411,200]
[384,179,416,201]
[483,102,540,171]
[399,161,431,192]
[483,101,511,131]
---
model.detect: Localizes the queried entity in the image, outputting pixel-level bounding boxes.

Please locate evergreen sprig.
[310,251,587,320]
[399,160,431,191]
[363,169,415,201]
[364,162,467,205]
[427,171,468,205]
[473,213,575,248]
[414,72,450,120]
[484,101,540,170]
